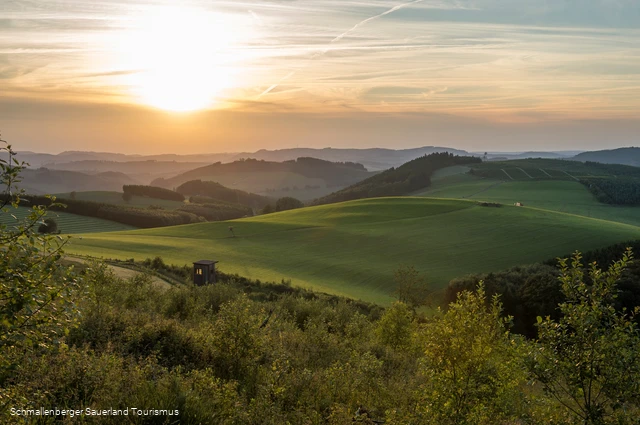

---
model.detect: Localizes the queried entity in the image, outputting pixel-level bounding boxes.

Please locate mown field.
[469,158,640,181]
[54,191,185,209]
[67,197,640,305]
[416,167,640,227]
[0,206,136,234]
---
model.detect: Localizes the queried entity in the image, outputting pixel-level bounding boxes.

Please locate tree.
[38,217,58,234]
[375,302,414,350]
[393,265,433,311]
[275,196,304,212]
[261,204,274,215]
[528,250,640,425]
[414,284,528,425]
[122,191,133,203]
[0,136,84,403]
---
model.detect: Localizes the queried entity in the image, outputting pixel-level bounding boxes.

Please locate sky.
[1,0,639,154]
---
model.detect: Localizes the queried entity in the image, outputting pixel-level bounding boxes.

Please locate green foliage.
[375,302,415,350]
[413,284,528,425]
[260,203,274,214]
[0,138,84,405]
[445,264,562,337]
[275,196,304,212]
[37,217,58,234]
[528,250,640,424]
[581,176,640,205]
[393,265,432,311]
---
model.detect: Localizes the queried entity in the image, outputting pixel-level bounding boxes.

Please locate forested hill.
[313,153,482,205]
[176,180,271,209]
[572,147,640,167]
[151,157,374,190]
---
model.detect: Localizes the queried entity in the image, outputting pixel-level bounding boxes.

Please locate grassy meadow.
[67,197,640,304]
[416,167,640,227]
[0,206,137,233]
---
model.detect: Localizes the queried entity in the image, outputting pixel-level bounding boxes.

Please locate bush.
[275,197,304,212]
[37,217,58,234]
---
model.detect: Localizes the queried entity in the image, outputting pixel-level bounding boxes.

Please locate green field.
[469,158,640,181]
[0,206,137,234]
[54,191,185,209]
[416,168,640,227]
[67,197,640,305]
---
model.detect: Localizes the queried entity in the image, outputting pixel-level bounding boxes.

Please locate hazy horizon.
[2,0,639,154]
[6,143,617,157]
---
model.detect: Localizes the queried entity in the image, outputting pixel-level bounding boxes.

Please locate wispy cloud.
[1,0,639,129]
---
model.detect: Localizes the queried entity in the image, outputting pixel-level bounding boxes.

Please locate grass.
[415,167,640,228]
[54,191,185,209]
[0,206,137,234]
[470,158,640,181]
[67,197,640,305]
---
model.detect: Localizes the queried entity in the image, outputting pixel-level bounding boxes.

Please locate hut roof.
[193,260,219,265]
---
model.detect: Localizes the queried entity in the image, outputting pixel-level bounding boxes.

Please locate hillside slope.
[14,168,138,194]
[313,152,481,205]
[415,165,640,227]
[68,197,640,304]
[151,157,376,201]
[571,147,640,167]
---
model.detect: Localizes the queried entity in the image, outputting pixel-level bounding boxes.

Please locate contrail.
[248,9,264,27]
[257,0,424,99]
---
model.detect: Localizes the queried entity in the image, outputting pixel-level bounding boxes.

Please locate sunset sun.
[121,7,246,112]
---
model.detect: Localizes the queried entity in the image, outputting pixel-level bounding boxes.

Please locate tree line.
[580,177,640,205]
[122,185,185,201]
[0,194,205,228]
[176,179,271,209]
[445,239,640,338]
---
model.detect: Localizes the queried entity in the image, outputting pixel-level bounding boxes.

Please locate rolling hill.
[152,157,377,201]
[415,164,640,227]
[43,160,210,185]
[313,152,481,205]
[7,146,470,173]
[67,197,640,305]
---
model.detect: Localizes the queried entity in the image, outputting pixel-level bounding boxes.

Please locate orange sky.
[1,0,639,153]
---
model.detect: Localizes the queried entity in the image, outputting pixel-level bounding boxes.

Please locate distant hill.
[13,168,139,195]
[42,160,210,185]
[474,151,579,161]
[151,157,377,201]
[571,147,640,167]
[229,146,470,171]
[6,146,469,171]
[313,152,482,205]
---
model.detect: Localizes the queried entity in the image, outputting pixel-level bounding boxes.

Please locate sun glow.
[120,6,250,112]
